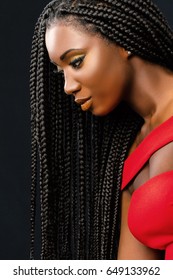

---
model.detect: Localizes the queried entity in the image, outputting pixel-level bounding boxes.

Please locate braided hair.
[30,0,173,259]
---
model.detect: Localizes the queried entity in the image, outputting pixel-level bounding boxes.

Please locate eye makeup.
[69,55,85,69]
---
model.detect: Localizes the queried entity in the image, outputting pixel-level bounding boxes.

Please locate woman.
[30,0,173,259]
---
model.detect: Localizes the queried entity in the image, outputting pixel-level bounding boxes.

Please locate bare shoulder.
[149,141,173,178]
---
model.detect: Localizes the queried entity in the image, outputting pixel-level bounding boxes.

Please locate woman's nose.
[64,74,80,95]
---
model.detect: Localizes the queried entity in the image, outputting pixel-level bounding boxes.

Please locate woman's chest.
[127,141,173,195]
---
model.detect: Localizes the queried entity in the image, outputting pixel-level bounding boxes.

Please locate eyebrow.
[50,48,83,66]
[60,48,83,60]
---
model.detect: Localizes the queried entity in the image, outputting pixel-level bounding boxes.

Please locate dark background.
[0,1,172,260]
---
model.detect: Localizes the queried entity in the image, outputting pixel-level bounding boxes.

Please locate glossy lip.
[74,96,92,105]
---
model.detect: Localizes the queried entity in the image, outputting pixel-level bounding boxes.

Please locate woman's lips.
[81,98,93,111]
[75,96,93,111]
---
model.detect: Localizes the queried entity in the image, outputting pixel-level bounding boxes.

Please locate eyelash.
[53,55,85,75]
[69,55,85,69]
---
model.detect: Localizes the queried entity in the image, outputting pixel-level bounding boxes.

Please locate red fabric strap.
[121,116,173,190]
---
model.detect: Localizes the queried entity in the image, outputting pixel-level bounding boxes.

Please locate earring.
[127,51,132,56]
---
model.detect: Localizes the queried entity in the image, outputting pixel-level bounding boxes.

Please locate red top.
[121,116,173,260]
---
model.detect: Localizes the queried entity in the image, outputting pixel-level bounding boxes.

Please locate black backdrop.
[0,1,172,260]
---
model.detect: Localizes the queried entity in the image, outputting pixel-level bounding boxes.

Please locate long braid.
[92,116,110,258]
[91,106,142,259]
[100,113,126,258]
[61,93,74,259]
[55,74,64,259]
[30,20,39,259]
[48,65,59,259]
[70,103,78,258]
[62,96,72,258]
[84,113,93,259]
[90,116,101,258]
[78,112,86,258]
[36,30,50,259]
[30,0,173,259]
[100,106,142,259]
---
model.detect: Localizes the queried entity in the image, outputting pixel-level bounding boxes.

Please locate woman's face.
[45,22,132,116]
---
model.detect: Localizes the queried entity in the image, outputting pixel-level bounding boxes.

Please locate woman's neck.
[125,57,173,127]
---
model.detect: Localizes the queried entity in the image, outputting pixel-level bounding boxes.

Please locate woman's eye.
[70,55,85,69]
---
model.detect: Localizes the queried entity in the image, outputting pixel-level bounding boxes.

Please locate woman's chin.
[91,105,117,117]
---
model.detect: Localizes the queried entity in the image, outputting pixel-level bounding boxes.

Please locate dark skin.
[118,58,173,259]
[45,21,173,259]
